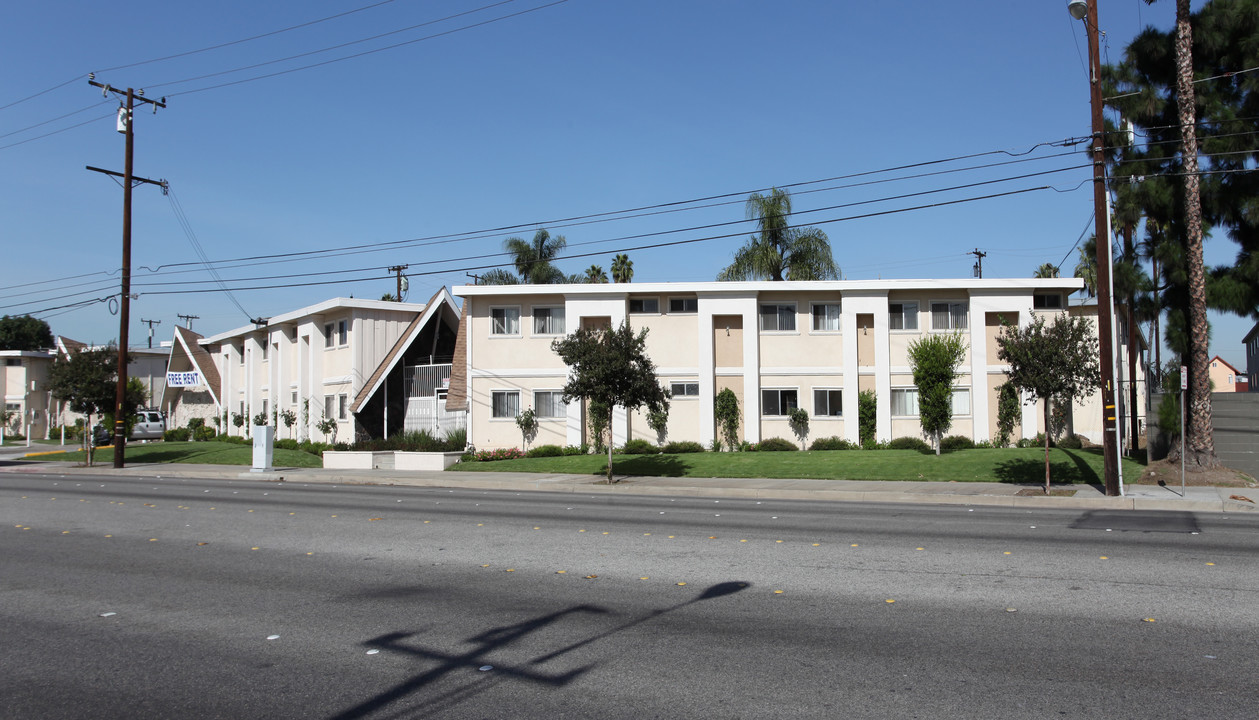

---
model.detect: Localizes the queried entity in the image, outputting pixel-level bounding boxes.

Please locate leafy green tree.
[996,315,1101,493]
[587,398,611,453]
[280,409,297,439]
[995,382,1021,448]
[551,321,669,482]
[505,229,568,284]
[907,333,968,455]
[858,389,877,446]
[714,388,740,451]
[0,315,53,351]
[101,377,147,443]
[717,188,839,281]
[584,265,608,283]
[515,408,538,451]
[611,253,633,283]
[48,345,120,466]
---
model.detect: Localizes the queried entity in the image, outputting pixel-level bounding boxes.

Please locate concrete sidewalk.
[4,457,1255,514]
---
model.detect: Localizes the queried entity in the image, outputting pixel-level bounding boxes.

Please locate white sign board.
[1180,365,1188,391]
[166,371,202,388]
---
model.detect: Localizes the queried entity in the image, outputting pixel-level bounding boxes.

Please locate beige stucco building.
[450,278,1146,451]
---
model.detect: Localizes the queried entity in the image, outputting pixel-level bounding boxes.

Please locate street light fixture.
[1066,0,1121,496]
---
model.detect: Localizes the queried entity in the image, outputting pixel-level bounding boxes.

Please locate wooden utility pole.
[1075,1,1121,495]
[140,318,161,349]
[388,264,409,301]
[177,314,199,330]
[87,77,165,468]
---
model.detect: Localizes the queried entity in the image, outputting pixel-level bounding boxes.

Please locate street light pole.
[1069,0,1121,495]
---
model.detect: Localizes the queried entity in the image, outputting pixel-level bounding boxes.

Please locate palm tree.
[1033,263,1060,279]
[716,188,839,281]
[1073,239,1097,298]
[504,229,567,284]
[584,265,608,283]
[475,268,520,286]
[611,253,633,283]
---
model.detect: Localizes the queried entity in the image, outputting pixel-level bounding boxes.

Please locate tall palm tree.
[611,253,633,283]
[584,265,608,283]
[1073,239,1097,298]
[1033,263,1060,278]
[716,188,839,281]
[504,229,567,284]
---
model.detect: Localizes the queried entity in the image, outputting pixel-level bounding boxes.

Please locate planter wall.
[393,451,464,471]
[322,450,461,471]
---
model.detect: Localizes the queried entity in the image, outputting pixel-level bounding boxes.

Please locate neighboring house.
[159,325,222,430]
[188,292,461,443]
[1245,322,1258,392]
[1207,355,1244,393]
[450,278,1141,451]
[48,337,172,433]
[1,348,55,439]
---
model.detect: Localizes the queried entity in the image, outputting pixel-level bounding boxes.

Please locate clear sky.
[2,0,1248,366]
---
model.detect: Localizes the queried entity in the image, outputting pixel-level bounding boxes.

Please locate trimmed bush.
[621,438,661,455]
[940,435,974,451]
[193,426,217,442]
[1056,434,1083,449]
[526,444,565,458]
[220,434,249,445]
[662,440,705,454]
[163,427,191,442]
[757,437,798,452]
[809,436,857,451]
[563,444,588,456]
[887,436,931,452]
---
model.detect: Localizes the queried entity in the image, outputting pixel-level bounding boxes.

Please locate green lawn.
[451,447,1147,485]
[22,441,324,469]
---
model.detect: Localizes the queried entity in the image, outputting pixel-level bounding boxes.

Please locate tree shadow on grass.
[596,453,687,478]
[993,450,1104,491]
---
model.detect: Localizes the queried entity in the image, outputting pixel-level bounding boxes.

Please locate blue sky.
[2,0,1248,366]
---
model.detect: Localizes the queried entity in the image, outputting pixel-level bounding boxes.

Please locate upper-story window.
[239,345,246,364]
[759,303,796,332]
[533,307,565,336]
[669,297,698,314]
[337,320,348,346]
[811,303,842,332]
[629,297,659,314]
[490,307,521,336]
[4,358,21,367]
[260,342,269,362]
[1033,293,1063,309]
[931,302,968,331]
[324,323,335,348]
[670,382,699,397]
[890,302,918,330]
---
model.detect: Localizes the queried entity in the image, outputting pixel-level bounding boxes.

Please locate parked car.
[91,410,167,446]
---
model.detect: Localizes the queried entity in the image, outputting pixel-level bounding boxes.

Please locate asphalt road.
[3,470,1258,719]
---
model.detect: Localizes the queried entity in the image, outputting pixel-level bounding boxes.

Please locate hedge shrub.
[887,436,931,452]
[809,436,858,451]
[757,437,798,452]
[662,440,705,454]
[939,435,974,451]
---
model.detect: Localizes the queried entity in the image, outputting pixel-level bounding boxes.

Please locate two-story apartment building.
[168,291,460,442]
[2,349,54,439]
[449,278,1142,451]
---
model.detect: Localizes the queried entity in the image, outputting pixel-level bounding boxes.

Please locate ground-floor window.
[762,388,798,416]
[891,388,919,416]
[813,389,842,416]
[491,390,520,418]
[533,390,567,418]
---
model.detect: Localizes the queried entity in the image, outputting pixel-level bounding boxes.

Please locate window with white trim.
[951,389,971,416]
[889,302,918,330]
[324,323,335,348]
[930,302,968,330]
[759,304,796,332]
[291,390,298,405]
[811,303,842,332]
[338,394,348,420]
[629,297,659,314]
[670,382,699,397]
[337,320,349,346]
[4,358,21,367]
[491,390,520,418]
[891,388,919,416]
[533,390,567,418]
[490,307,520,336]
[532,307,565,335]
[261,342,269,361]
[761,388,799,416]
[813,389,842,416]
[262,400,269,418]
[669,297,698,313]
[324,395,335,420]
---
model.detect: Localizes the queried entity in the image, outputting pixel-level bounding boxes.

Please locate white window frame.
[531,306,566,336]
[324,395,335,420]
[813,388,843,417]
[951,388,971,417]
[490,389,521,419]
[290,390,298,406]
[1033,293,1063,309]
[761,387,799,416]
[533,390,567,419]
[337,319,349,347]
[891,388,919,417]
[810,302,842,333]
[490,306,521,337]
[324,323,335,349]
[338,394,349,421]
[759,303,797,333]
[889,301,919,331]
[628,297,660,314]
[929,300,968,331]
[260,341,269,362]
[670,381,699,397]
[668,297,698,314]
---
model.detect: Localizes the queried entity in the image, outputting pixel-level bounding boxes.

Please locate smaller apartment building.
[451,278,1144,451]
[1,349,54,438]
